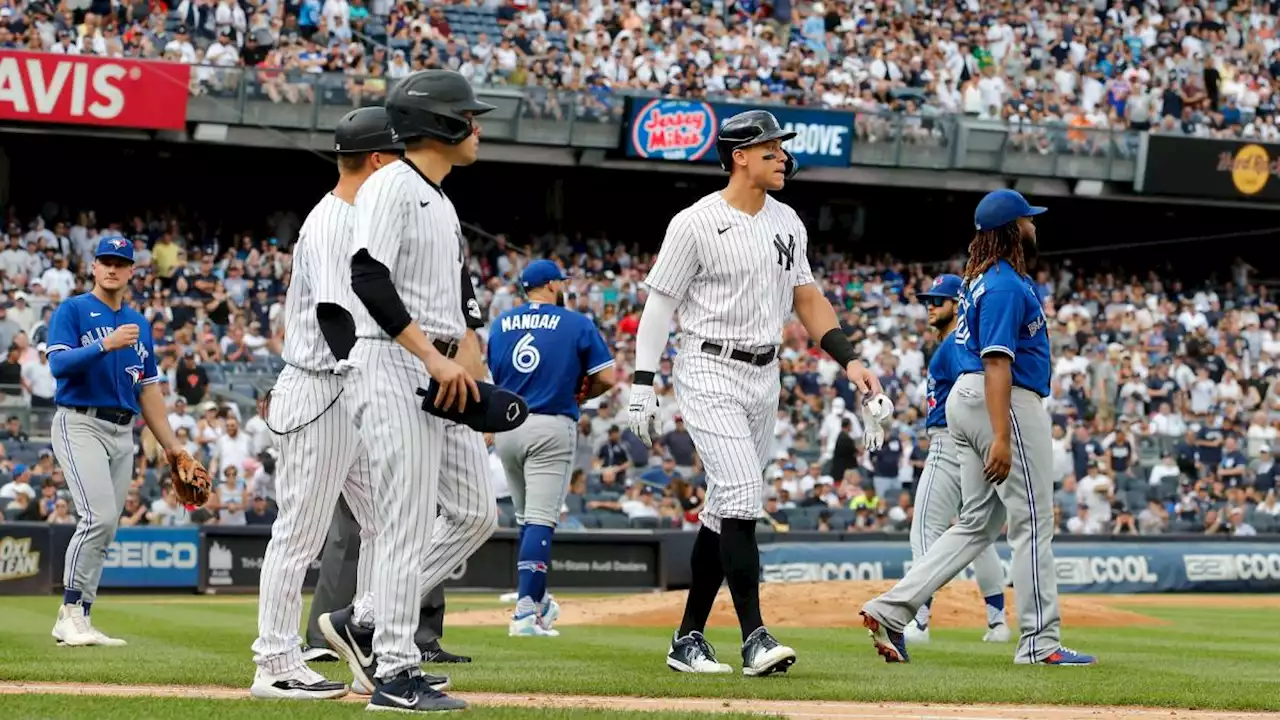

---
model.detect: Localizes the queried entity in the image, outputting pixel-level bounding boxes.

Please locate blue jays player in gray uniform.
[861,190,1096,666]
[905,273,1008,646]
[487,260,616,637]
[48,236,198,647]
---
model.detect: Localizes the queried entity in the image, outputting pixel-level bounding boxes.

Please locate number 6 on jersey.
[512,333,541,373]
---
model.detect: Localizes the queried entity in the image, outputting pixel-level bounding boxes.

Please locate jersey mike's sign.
[0,50,190,131]
[623,98,854,169]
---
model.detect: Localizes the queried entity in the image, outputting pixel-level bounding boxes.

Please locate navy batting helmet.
[384,70,495,146]
[715,109,799,178]
[334,107,403,154]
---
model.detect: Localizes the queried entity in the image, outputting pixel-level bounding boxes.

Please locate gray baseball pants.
[52,408,135,603]
[495,414,576,528]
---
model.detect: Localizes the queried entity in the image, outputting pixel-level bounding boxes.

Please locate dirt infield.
[4,682,1278,720]
[448,581,1164,629]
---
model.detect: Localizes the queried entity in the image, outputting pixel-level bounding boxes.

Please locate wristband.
[632,371,655,386]
[820,328,858,368]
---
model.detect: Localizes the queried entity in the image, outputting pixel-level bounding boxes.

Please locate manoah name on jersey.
[499,313,562,333]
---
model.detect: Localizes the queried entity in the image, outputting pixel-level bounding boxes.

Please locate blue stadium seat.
[787,514,817,531]
[575,514,600,529]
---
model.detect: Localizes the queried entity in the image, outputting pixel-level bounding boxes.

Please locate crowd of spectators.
[0,201,1277,543]
[3,0,1280,139]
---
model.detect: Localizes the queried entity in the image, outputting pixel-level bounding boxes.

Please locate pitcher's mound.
[449,580,1164,629]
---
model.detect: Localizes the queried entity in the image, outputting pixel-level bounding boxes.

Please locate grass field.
[2,592,1280,719]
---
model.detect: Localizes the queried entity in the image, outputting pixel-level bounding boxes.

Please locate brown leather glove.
[167,449,212,508]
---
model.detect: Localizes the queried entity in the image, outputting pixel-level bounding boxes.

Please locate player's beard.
[1021,235,1039,269]
[930,308,954,330]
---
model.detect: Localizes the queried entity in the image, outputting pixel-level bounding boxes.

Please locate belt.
[434,338,459,359]
[700,341,777,367]
[64,406,134,426]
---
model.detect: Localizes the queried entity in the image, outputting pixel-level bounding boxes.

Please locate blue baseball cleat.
[861,611,908,663]
[1039,647,1097,666]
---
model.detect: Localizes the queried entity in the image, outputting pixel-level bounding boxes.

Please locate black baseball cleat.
[666,630,732,674]
[367,670,467,713]
[741,627,797,677]
[421,642,472,664]
[301,644,340,662]
[320,606,451,695]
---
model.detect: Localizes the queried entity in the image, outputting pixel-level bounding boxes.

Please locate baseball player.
[321,69,499,714]
[903,273,1008,646]
[628,110,883,676]
[860,190,1096,666]
[47,236,199,647]
[488,259,616,637]
[248,108,399,701]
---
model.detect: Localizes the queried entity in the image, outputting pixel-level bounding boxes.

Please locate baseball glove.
[167,449,211,508]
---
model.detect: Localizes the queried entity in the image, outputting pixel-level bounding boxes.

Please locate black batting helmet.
[715,109,799,178]
[384,70,495,146]
[334,107,403,154]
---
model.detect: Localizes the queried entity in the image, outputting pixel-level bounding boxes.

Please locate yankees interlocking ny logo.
[773,234,795,271]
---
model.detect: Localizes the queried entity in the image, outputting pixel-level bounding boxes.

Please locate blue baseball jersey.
[925,330,962,428]
[954,259,1051,397]
[46,293,161,414]
[488,303,613,421]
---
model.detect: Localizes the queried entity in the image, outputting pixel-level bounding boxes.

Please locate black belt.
[701,341,777,367]
[434,339,459,359]
[67,406,134,426]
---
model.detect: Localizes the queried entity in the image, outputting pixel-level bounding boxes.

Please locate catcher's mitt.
[168,450,211,508]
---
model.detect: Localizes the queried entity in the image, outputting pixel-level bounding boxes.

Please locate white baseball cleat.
[249,667,349,700]
[51,603,100,647]
[498,591,519,602]
[539,595,561,630]
[509,612,559,637]
[904,621,931,645]
[666,631,733,674]
[983,623,1012,643]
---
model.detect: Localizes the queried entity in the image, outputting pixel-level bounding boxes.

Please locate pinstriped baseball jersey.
[349,160,467,341]
[644,192,814,346]
[282,194,352,372]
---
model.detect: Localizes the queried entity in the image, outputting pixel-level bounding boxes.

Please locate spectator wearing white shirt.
[1077,463,1115,525]
[22,344,55,409]
[1148,454,1182,487]
[149,485,190,526]
[8,294,36,333]
[213,416,253,476]
[168,397,199,437]
[1066,505,1102,535]
[165,26,198,64]
[205,31,241,67]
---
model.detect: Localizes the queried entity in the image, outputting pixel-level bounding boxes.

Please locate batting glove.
[628,384,659,446]
[861,393,893,452]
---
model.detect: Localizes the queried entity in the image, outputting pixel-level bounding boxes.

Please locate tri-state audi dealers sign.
[0,50,190,130]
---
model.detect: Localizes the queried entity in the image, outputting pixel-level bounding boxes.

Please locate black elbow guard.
[316,303,357,361]
[351,250,413,338]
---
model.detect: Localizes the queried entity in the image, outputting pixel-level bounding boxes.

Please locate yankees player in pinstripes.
[628,110,885,676]
[319,69,498,713]
[488,259,616,637]
[47,236,198,647]
[248,108,399,701]
[903,273,1008,647]
[860,190,1096,666]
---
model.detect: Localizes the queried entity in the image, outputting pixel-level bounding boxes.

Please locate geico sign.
[1184,553,1280,582]
[1055,555,1158,586]
[762,561,884,583]
[103,541,198,569]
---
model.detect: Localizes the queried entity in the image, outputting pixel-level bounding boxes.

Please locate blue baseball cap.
[974,189,1046,231]
[13,463,26,476]
[919,274,963,300]
[520,259,565,290]
[95,235,135,264]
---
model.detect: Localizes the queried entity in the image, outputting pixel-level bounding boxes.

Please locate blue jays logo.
[107,238,128,250]
[126,365,144,385]
[628,99,717,161]
[932,276,944,288]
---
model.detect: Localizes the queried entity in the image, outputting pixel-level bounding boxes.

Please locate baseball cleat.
[1038,647,1097,666]
[303,644,341,662]
[421,643,471,664]
[666,631,732,674]
[320,606,377,694]
[366,671,466,713]
[509,612,559,637]
[862,611,909,663]
[539,594,561,630]
[983,623,1012,643]
[904,621,930,645]
[249,667,348,700]
[741,627,796,677]
[51,603,100,647]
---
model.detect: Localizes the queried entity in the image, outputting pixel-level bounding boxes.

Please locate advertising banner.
[202,527,321,593]
[0,50,190,131]
[760,540,1280,593]
[623,98,853,168]
[100,527,200,588]
[1139,135,1280,201]
[0,523,53,595]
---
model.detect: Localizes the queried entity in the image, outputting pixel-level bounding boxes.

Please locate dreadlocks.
[963,223,1027,281]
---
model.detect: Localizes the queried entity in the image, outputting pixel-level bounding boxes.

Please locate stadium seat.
[594,513,630,530]
[629,516,659,530]
[787,514,817,531]
[564,494,585,515]
[576,514,601,529]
